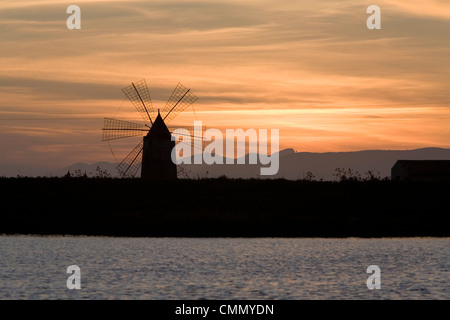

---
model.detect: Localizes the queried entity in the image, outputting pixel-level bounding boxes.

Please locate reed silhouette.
[0,177,448,237]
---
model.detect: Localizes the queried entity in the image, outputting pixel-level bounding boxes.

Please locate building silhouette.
[391,160,450,181]
[141,111,177,180]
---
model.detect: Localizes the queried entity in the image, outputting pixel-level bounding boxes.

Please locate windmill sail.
[117,140,143,177]
[104,80,200,179]
[168,125,207,150]
[161,83,198,123]
[102,118,148,141]
[122,79,155,124]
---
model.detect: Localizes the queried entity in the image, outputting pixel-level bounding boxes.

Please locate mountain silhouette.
[44,147,450,180]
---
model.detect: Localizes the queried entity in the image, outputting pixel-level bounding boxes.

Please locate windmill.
[102,79,201,179]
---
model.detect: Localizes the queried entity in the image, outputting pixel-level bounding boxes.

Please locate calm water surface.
[0,236,448,299]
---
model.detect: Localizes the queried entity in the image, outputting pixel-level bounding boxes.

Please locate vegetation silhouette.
[0,174,448,237]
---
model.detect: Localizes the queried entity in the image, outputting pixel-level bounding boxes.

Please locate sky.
[1,0,450,174]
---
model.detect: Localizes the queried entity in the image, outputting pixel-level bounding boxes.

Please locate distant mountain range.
[48,147,450,181]
[2,147,449,179]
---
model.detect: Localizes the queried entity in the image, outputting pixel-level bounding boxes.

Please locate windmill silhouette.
[102,79,200,179]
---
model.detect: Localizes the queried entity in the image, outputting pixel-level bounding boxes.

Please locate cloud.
[382,0,450,20]
[1,0,450,171]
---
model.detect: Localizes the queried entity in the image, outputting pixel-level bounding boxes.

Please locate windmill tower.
[141,110,175,179]
[102,79,199,179]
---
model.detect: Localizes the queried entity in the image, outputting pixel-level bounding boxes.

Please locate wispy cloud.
[382,0,450,20]
[0,0,449,170]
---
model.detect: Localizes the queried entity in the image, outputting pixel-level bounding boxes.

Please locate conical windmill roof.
[147,110,171,139]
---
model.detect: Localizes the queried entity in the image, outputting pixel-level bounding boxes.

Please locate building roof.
[146,110,171,140]
[393,160,450,175]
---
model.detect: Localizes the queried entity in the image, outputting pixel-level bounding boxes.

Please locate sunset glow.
[1,0,449,173]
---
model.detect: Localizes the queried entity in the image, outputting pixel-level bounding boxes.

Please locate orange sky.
[0,0,450,172]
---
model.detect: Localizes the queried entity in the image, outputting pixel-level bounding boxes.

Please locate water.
[0,236,448,299]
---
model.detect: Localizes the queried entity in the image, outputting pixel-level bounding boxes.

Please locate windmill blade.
[117,140,143,178]
[167,125,205,136]
[161,83,198,123]
[122,79,155,124]
[102,118,148,141]
[169,125,206,151]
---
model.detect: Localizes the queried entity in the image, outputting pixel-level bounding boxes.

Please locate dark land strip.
[0,177,448,237]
